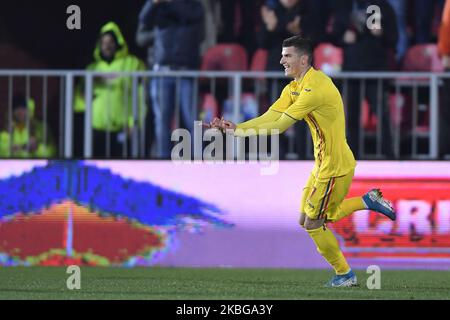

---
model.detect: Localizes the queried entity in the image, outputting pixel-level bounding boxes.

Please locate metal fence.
[0,70,448,160]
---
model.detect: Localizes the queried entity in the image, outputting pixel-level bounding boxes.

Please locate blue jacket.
[139,0,205,69]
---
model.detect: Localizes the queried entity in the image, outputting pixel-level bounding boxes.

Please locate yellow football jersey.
[237,67,356,180]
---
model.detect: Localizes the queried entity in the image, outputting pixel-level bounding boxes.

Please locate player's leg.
[332,190,396,222]
[298,173,316,228]
[304,217,357,287]
[327,170,396,223]
[303,175,357,287]
[334,197,366,221]
[151,77,176,159]
[304,216,354,279]
[326,169,366,222]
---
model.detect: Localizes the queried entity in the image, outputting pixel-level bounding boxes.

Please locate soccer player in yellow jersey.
[207,36,396,287]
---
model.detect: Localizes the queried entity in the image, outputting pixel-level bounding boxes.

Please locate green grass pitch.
[0,267,448,300]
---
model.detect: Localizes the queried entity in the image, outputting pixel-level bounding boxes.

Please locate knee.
[304,217,325,231]
[299,213,306,228]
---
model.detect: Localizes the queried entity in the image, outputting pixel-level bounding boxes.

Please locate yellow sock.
[333,197,366,222]
[307,226,350,275]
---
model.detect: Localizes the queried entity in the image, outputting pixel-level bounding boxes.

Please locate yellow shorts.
[300,169,354,221]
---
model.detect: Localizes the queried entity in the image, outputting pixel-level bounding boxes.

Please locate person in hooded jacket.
[74,22,146,159]
[0,95,56,158]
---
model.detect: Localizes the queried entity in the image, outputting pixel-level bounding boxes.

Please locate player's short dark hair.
[282,36,313,65]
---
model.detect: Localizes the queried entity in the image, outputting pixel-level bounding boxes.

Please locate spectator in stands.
[0,95,55,158]
[387,0,408,63]
[136,3,155,69]
[74,22,146,159]
[217,0,261,58]
[139,0,205,159]
[414,0,445,44]
[438,0,450,158]
[199,0,220,55]
[135,2,156,158]
[259,0,318,71]
[301,0,333,43]
[331,0,398,158]
[258,0,328,158]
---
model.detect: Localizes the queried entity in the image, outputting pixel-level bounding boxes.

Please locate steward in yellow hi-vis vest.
[204,36,397,287]
[0,96,55,158]
[73,21,146,158]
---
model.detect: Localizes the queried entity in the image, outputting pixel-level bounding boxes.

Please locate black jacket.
[330,0,398,71]
[258,1,325,71]
[139,0,205,69]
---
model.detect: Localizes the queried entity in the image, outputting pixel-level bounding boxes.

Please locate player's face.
[280,46,307,78]
[100,34,117,61]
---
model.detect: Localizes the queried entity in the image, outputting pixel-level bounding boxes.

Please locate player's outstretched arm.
[204,84,292,131]
[202,109,282,132]
[235,109,282,130]
[234,113,297,137]
[213,112,296,137]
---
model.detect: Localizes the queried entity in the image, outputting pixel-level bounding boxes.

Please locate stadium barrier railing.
[0,70,448,160]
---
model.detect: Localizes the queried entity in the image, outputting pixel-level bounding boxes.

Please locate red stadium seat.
[249,49,269,109]
[250,49,268,71]
[313,43,343,73]
[201,44,248,71]
[362,94,426,134]
[199,44,248,120]
[402,44,444,72]
[388,93,406,128]
[361,99,377,132]
[396,45,438,132]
